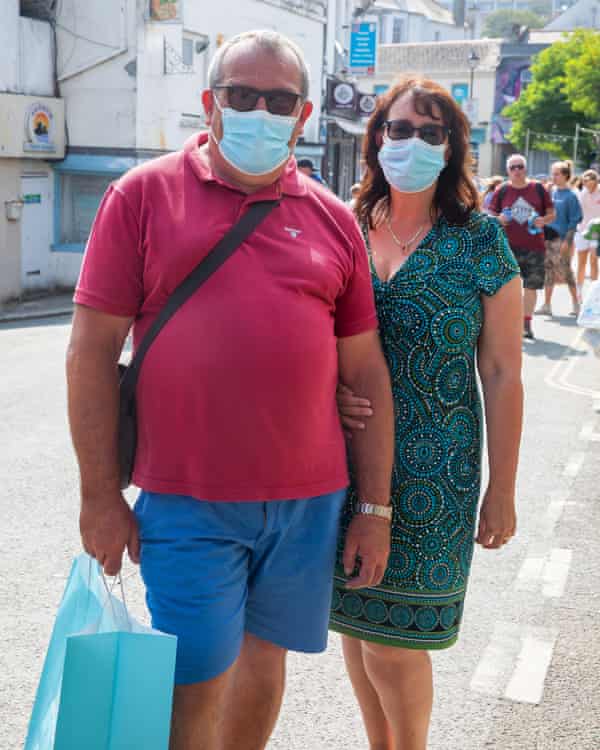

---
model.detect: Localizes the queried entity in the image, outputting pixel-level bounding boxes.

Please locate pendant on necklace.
[386,218,425,254]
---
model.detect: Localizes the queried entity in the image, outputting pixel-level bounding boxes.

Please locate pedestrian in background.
[489,154,555,339]
[575,169,600,302]
[66,30,394,750]
[482,175,503,211]
[297,157,326,185]
[536,160,582,317]
[348,181,361,210]
[331,76,524,750]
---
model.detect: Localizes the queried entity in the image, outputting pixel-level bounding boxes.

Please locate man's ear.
[202,89,214,125]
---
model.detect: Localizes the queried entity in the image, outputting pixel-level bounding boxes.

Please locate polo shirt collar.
[184,133,307,199]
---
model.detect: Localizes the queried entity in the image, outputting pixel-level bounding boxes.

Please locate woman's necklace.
[386,216,426,254]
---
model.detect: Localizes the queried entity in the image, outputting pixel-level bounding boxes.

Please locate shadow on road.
[0,314,73,331]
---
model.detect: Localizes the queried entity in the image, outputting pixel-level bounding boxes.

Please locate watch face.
[334,82,355,106]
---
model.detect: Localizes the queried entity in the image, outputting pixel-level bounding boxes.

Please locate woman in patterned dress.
[330,78,524,749]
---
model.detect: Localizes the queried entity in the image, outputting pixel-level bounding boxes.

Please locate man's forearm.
[347,365,394,506]
[67,346,121,497]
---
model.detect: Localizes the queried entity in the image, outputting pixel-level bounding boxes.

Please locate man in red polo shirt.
[489,153,555,339]
[67,30,394,750]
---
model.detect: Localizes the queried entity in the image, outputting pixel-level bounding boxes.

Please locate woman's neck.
[388,185,435,226]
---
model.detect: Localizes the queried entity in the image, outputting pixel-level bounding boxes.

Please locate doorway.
[21,173,51,292]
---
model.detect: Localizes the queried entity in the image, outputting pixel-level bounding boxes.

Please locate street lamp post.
[467,48,480,100]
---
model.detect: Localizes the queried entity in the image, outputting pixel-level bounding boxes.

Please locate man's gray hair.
[208,30,310,100]
[507,153,527,169]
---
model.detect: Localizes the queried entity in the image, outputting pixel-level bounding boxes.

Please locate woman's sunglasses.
[383,119,449,146]
[213,85,302,116]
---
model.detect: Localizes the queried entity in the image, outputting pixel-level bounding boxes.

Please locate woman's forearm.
[480,373,523,494]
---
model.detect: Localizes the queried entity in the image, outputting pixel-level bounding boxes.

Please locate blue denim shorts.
[134,489,347,684]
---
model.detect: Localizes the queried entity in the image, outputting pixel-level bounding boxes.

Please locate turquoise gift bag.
[25,554,177,750]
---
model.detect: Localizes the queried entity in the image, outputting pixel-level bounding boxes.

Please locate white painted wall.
[0,0,20,93]
[0,159,23,302]
[56,0,137,149]
[18,18,55,95]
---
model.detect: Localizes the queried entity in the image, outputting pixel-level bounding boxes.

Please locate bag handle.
[120,198,280,399]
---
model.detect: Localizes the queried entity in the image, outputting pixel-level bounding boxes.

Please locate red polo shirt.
[75,134,378,501]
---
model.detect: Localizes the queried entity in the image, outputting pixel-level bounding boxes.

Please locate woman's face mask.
[377,135,447,194]
[211,98,299,177]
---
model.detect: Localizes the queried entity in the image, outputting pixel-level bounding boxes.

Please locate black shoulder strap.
[498,183,509,204]
[120,198,279,397]
[535,180,546,205]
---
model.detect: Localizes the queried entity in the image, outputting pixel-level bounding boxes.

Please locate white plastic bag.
[577,280,600,330]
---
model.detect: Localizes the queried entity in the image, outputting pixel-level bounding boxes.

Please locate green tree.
[564,30,600,121]
[504,32,597,163]
[482,9,545,39]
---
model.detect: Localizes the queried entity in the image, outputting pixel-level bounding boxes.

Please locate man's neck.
[510,178,528,189]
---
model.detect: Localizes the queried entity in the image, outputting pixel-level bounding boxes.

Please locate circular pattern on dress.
[391,300,428,340]
[421,558,457,590]
[390,604,414,629]
[393,386,415,425]
[342,593,363,618]
[408,248,436,274]
[364,599,389,624]
[444,406,478,449]
[407,346,433,396]
[448,450,480,492]
[331,588,342,612]
[420,529,447,559]
[399,427,447,478]
[385,544,417,583]
[415,606,439,631]
[435,357,469,406]
[438,236,461,258]
[431,308,476,354]
[440,604,458,629]
[397,479,443,527]
[476,252,501,278]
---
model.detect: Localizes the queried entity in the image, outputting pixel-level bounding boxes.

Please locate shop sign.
[451,83,469,105]
[326,79,358,119]
[23,102,55,153]
[358,93,377,118]
[349,22,377,75]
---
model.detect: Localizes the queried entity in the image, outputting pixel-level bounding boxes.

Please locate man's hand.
[533,216,546,229]
[497,213,509,227]
[343,515,390,589]
[80,491,140,576]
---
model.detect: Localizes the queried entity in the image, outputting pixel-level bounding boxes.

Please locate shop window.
[59,173,114,245]
[182,37,194,67]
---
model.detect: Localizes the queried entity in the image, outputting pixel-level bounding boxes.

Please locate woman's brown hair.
[355,76,480,229]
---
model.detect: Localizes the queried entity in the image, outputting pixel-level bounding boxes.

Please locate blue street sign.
[349,22,377,75]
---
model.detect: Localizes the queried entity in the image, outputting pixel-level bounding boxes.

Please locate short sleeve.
[334,217,379,338]
[74,184,144,317]
[471,214,520,297]
[487,186,502,214]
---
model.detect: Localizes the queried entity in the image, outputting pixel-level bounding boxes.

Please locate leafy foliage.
[504,31,599,163]
[482,10,545,39]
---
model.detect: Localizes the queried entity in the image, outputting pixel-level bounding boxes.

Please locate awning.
[331,117,367,137]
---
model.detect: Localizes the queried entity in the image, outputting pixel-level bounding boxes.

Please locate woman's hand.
[475,484,517,550]
[337,383,373,434]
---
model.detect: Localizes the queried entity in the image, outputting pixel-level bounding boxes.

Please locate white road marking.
[470,624,559,705]
[563,452,585,477]
[539,489,571,537]
[542,548,573,598]
[515,547,573,598]
[504,630,558,704]
[579,421,600,442]
[545,327,600,399]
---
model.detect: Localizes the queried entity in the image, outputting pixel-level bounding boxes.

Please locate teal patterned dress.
[330,211,519,649]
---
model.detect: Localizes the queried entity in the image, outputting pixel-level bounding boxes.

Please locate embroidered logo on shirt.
[284,227,302,239]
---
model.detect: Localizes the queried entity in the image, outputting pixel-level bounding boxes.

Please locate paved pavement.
[1,285,599,749]
[0,292,73,323]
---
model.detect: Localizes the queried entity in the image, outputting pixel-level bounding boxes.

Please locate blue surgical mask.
[212,100,298,176]
[378,136,446,193]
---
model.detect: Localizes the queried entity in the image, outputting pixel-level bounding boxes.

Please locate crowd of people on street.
[48,26,597,750]
[481,159,600,339]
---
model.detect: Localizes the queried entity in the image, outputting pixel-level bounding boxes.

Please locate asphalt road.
[1,285,599,750]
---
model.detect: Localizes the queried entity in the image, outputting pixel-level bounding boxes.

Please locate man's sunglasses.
[509,163,525,171]
[213,85,302,116]
[383,119,450,146]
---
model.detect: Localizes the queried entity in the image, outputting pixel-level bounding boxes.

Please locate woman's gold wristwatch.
[354,502,393,521]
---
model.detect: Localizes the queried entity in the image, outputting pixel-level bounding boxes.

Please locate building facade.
[1,0,330,302]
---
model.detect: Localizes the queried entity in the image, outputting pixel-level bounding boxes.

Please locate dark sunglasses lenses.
[509,164,525,170]
[224,86,299,116]
[387,120,447,145]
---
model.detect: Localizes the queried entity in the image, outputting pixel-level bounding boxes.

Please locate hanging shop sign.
[358,93,377,118]
[23,102,56,153]
[349,22,377,75]
[150,0,180,21]
[326,78,358,119]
